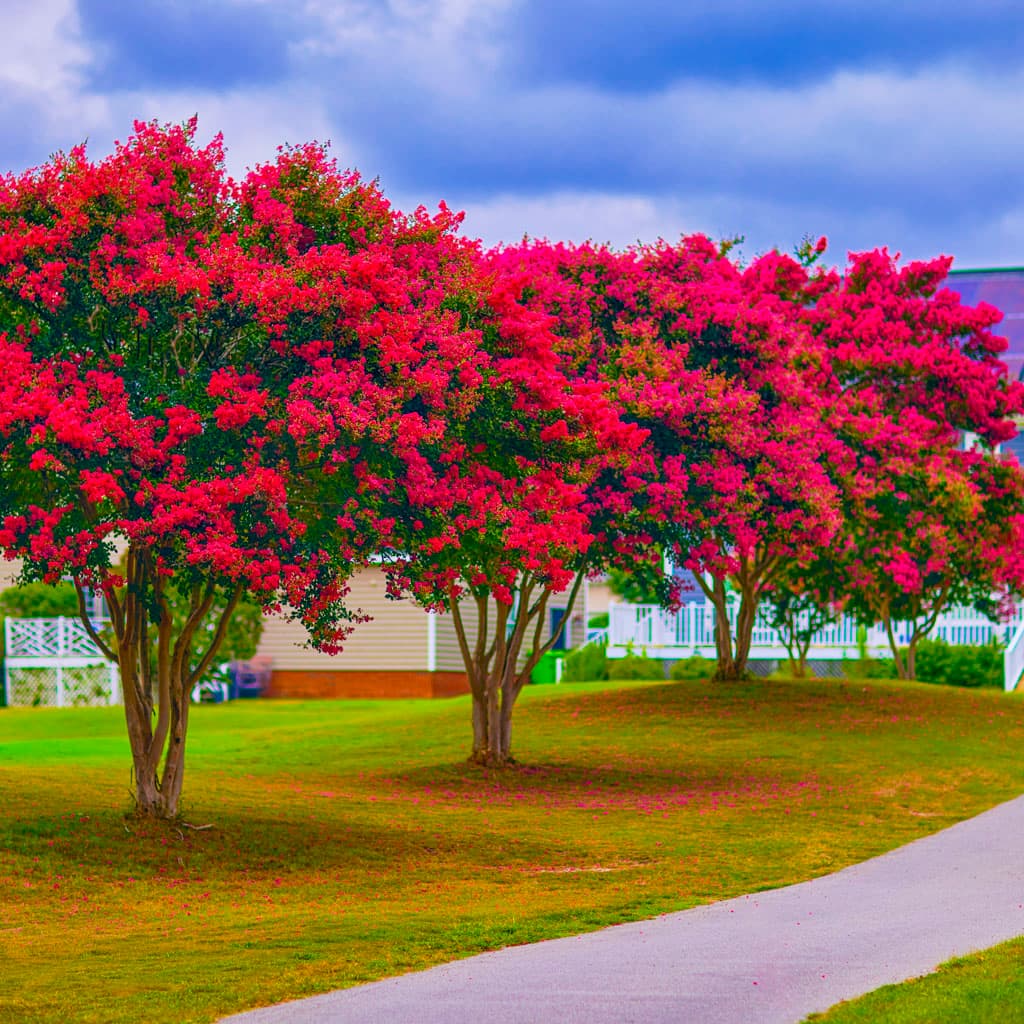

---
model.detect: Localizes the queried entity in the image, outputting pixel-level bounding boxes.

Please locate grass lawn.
[807,936,1024,1023]
[3,675,1024,1023]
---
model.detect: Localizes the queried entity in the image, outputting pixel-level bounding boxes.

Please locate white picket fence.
[3,617,120,707]
[607,601,1024,691]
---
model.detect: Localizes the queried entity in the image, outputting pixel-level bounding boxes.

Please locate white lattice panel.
[6,666,60,707]
[7,618,61,657]
[6,617,105,658]
[4,616,120,707]
[5,665,115,707]
[64,618,105,657]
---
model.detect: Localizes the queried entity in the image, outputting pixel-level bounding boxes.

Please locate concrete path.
[221,796,1024,1024]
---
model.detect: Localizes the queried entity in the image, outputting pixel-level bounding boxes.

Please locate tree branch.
[531,566,588,666]
[448,586,480,696]
[73,581,117,662]
[189,584,244,687]
[147,572,174,770]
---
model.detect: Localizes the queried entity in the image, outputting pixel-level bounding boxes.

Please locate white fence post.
[3,617,10,706]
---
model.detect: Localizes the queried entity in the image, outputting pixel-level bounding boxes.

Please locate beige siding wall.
[255,566,430,672]
[435,592,582,673]
[0,559,21,590]
[434,601,477,673]
[586,580,614,617]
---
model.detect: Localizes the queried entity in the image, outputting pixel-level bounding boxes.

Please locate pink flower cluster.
[0,118,1021,662]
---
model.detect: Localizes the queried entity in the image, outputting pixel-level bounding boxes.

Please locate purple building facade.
[946,267,1024,463]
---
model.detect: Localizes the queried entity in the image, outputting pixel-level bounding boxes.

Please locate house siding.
[586,580,614,616]
[435,592,582,673]
[0,559,22,589]
[253,566,472,698]
[255,566,430,673]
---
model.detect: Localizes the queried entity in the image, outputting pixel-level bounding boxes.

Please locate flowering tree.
[496,236,840,680]
[0,121,493,814]
[655,241,841,678]
[760,564,840,678]
[362,246,648,766]
[835,448,1024,677]
[786,247,1024,677]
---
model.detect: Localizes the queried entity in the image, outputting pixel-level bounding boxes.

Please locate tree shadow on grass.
[381,754,825,817]
[1,799,580,880]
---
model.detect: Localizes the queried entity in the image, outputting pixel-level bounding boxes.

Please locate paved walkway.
[221,796,1024,1024]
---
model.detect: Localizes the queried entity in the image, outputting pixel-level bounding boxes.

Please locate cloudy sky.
[4,0,1023,267]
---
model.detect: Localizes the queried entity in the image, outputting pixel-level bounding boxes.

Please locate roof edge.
[948,266,1024,275]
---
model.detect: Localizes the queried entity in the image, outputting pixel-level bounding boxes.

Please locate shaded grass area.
[2,676,1024,1023]
[807,936,1024,1023]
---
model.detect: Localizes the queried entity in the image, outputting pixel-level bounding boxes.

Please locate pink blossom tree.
[494,236,840,680]
[0,121,500,814]
[365,247,650,765]
[783,246,1024,677]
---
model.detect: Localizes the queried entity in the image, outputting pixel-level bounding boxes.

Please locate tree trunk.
[122,677,189,818]
[777,609,812,678]
[704,576,759,681]
[471,690,488,756]
[468,688,516,765]
[882,615,910,679]
[157,686,190,817]
[450,570,585,768]
[77,547,240,820]
[732,585,759,678]
[780,645,805,678]
[703,577,737,679]
[903,592,949,681]
[795,642,811,679]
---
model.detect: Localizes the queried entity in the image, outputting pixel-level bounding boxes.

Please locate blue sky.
[4,0,1023,267]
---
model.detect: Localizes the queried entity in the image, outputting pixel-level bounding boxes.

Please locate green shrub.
[915,637,1003,688]
[561,641,608,682]
[669,655,713,681]
[607,652,663,680]
[587,612,609,629]
[0,581,79,618]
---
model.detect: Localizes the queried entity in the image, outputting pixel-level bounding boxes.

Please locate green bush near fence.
[561,640,608,682]
[840,639,1003,688]
[607,650,663,680]
[843,656,899,680]
[915,638,1003,689]
[669,655,714,681]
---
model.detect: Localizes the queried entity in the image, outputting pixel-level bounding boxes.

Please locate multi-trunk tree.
[368,246,649,766]
[0,121,501,815]
[760,565,840,678]
[495,236,840,680]
[775,246,1024,677]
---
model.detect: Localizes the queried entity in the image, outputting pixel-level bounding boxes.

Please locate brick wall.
[267,669,469,700]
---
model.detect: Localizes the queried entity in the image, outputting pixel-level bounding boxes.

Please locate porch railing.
[607,602,1024,691]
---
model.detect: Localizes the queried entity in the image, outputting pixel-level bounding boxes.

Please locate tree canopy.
[1,121,1023,812]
